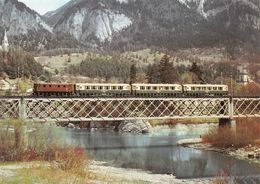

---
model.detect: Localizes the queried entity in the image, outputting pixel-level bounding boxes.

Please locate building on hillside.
[237,65,253,85]
[0,29,9,53]
[0,78,18,93]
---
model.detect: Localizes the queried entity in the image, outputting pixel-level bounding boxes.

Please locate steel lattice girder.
[0,98,20,119]
[233,98,260,118]
[23,98,230,122]
[0,97,259,122]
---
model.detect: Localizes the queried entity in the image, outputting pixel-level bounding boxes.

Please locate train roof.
[76,83,129,86]
[34,83,74,85]
[133,83,181,86]
[182,84,228,87]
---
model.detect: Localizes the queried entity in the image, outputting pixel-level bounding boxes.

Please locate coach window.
[202,87,206,90]
[165,87,169,90]
[218,87,223,90]
[171,87,175,90]
[119,86,123,90]
[147,87,151,90]
[208,87,212,90]
[106,86,109,90]
[213,87,217,90]
[191,87,195,90]
[141,86,144,90]
[92,86,96,90]
[153,87,157,90]
[112,86,117,90]
[99,86,102,90]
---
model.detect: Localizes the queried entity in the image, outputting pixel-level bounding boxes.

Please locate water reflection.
[64,125,260,179]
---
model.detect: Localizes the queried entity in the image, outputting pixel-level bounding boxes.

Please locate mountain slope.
[43,0,260,52]
[0,0,54,51]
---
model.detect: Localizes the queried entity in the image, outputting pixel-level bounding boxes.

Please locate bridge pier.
[16,97,28,151]
[219,118,236,134]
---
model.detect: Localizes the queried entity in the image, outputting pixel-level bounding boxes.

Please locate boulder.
[118,120,151,134]
[67,123,76,129]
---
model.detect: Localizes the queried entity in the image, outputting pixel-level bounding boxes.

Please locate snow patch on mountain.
[116,0,129,4]
[178,0,201,8]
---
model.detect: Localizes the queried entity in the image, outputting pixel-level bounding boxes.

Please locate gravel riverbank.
[0,161,213,184]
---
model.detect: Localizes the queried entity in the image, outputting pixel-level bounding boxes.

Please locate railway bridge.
[0,97,259,123]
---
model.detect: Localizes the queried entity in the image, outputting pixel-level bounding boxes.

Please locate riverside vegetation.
[0,120,91,184]
[203,118,260,147]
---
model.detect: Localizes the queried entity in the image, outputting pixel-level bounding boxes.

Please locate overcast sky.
[19,0,71,15]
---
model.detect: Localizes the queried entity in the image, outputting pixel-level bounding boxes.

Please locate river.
[63,123,260,179]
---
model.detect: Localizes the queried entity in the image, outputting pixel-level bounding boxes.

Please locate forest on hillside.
[0,48,50,80]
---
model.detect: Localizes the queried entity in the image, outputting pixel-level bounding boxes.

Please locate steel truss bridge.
[0,97,259,122]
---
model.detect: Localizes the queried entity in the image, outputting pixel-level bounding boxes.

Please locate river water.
[63,124,260,179]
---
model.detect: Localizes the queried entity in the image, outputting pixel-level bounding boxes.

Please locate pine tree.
[190,62,204,83]
[129,63,137,84]
[158,55,176,83]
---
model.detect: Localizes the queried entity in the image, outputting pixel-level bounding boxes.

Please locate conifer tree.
[190,62,204,83]
[159,55,176,83]
[129,63,137,84]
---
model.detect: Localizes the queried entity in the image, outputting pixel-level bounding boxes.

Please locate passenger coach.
[76,83,130,97]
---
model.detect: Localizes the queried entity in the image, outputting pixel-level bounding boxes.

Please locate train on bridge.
[33,83,229,98]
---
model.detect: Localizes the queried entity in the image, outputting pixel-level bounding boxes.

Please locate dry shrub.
[203,118,260,147]
[50,146,88,176]
[0,120,89,175]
